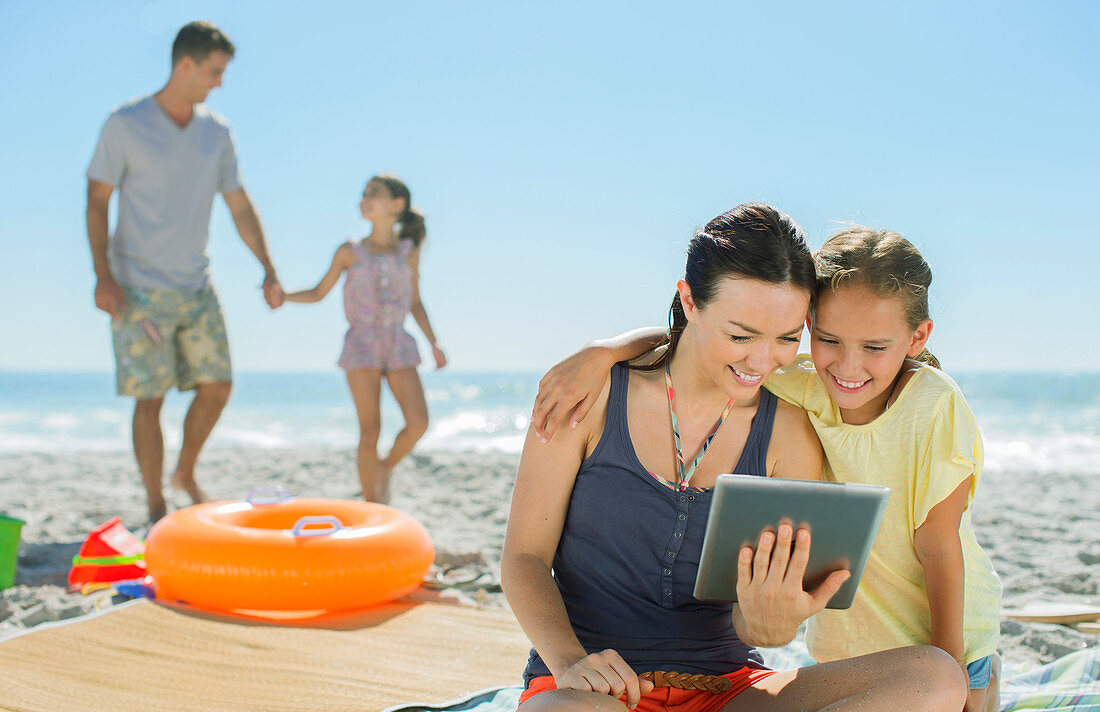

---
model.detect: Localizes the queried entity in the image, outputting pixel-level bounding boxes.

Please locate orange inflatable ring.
[144,496,434,614]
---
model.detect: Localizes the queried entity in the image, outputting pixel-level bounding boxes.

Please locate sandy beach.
[1,446,1097,670]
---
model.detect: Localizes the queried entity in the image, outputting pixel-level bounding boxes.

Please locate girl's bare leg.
[973,652,1000,712]
[722,645,967,712]
[345,369,384,501]
[379,367,429,502]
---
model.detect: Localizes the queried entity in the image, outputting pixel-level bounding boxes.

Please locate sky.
[1,0,1098,373]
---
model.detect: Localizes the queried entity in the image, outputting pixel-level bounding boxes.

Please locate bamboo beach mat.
[0,599,530,712]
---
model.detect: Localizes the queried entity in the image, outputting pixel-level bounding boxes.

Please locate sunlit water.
[2,371,1098,478]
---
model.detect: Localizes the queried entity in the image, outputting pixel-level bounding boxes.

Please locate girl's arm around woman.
[531,328,665,441]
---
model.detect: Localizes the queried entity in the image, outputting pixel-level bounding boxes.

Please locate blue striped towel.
[383,645,1100,712]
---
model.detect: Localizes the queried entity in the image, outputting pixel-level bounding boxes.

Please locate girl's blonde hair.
[814,226,940,369]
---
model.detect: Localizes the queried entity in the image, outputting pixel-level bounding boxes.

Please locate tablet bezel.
[693,474,890,610]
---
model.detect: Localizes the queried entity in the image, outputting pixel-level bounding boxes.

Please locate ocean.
[1,371,1098,478]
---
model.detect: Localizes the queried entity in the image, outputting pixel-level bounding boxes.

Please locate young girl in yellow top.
[532,226,1003,712]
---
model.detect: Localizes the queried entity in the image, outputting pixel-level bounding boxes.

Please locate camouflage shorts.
[111,286,232,399]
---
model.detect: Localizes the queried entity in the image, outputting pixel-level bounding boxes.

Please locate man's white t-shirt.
[87,96,243,290]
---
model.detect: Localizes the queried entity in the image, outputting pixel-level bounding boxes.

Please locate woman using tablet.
[501,203,966,712]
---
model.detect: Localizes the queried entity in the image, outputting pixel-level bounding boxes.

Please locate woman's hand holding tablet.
[733,523,852,647]
[695,474,890,628]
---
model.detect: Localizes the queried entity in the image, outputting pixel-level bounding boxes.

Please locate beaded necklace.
[664,362,736,489]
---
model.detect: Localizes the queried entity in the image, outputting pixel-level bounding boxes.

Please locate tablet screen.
[693,475,889,610]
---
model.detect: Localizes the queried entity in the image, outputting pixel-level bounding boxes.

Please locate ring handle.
[246,486,293,505]
[291,516,343,537]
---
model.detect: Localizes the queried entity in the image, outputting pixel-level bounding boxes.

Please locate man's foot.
[170,471,208,505]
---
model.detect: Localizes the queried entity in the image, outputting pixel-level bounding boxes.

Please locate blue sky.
[1,0,1097,373]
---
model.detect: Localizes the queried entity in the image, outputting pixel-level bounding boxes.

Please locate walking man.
[85,21,283,521]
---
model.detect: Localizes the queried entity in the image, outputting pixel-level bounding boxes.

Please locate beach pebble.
[57,603,91,620]
[998,620,1091,667]
[1078,542,1100,566]
[12,601,56,628]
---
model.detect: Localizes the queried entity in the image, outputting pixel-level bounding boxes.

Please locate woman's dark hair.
[370,174,426,246]
[814,226,940,368]
[634,203,816,372]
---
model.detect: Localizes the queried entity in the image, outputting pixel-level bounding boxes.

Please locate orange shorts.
[518,666,777,712]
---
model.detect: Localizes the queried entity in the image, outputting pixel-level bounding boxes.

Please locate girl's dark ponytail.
[370,173,426,246]
[399,206,427,247]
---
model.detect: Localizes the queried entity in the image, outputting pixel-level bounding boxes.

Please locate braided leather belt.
[638,671,733,694]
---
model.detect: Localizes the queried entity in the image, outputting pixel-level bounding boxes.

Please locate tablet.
[694,475,890,610]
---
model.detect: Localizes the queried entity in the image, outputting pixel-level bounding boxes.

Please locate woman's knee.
[519,689,627,712]
[910,645,968,710]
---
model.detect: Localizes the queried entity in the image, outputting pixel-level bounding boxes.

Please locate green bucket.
[0,515,25,591]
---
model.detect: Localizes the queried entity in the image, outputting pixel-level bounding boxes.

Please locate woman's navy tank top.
[523,362,780,683]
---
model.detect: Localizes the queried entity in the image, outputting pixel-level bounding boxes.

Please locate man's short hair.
[171,21,235,66]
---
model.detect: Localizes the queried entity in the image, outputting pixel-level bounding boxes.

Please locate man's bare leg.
[170,380,231,504]
[133,397,166,521]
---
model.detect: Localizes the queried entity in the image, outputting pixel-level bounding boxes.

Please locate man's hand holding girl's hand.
[262,273,285,309]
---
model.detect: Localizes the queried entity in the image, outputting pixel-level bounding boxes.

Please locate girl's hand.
[432,345,447,369]
[735,524,850,647]
[532,345,615,442]
[555,649,654,710]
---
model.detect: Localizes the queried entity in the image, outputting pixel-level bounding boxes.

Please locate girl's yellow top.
[766,355,1002,664]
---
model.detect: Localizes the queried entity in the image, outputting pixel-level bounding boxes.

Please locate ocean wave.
[0,406,529,455]
[984,433,1100,477]
[2,401,1099,476]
